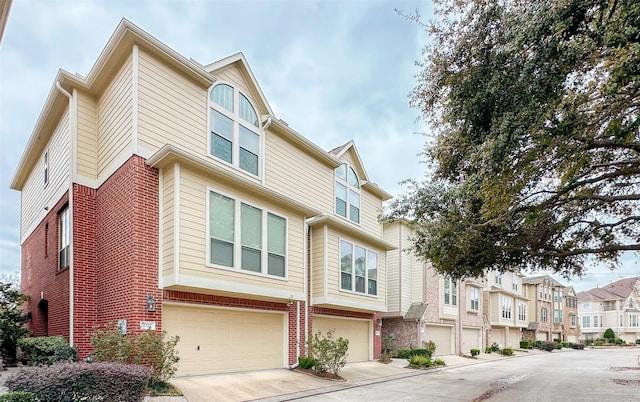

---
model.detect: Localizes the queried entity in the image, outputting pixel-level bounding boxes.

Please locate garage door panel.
[462,328,481,353]
[313,316,370,362]
[163,304,285,376]
[424,325,453,355]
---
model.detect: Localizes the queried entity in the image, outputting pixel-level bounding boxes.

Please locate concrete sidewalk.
[170,349,554,402]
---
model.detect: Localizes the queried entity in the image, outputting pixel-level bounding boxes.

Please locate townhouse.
[521,275,565,341]
[381,220,485,356]
[578,277,640,343]
[483,271,528,348]
[11,19,395,376]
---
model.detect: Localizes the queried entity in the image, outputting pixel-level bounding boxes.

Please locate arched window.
[209,84,261,176]
[335,163,360,223]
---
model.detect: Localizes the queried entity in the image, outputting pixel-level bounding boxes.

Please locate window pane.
[211,109,233,140]
[368,279,377,295]
[239,125,259,175]
[267,213,286,254]
[341,272,352,290]
[348,167,359,188]
[268,254,285,277]
[239,148,258,175]
[211,239,233,267]
[367,251,377,280]
[212,135,232,164]
[239,94,258,126]
[340,241,352,273]
[211,84,234,112]
[210,193,234,242]
[336,183,347,217]
[241,246,261,272]
[355,276,365,293]
[349,190,360,223]
[355,246,365,276]
[241,203,261,249]
[336,164,346,180]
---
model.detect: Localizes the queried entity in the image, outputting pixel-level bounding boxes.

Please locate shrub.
[408,355,432,367]
[555,342,563,350]
[519,340,531,349]
[489,342,500,352]
[603,328,615,341]
[309,330,349,375]
[0,392,37,402]
[90,323,180,382]
[562,342,572,348]
[484,347,492,354]
[636,339,640,345]
[572,343,585,350]
[5,361,151,402]
[18,336,77,366]
[298,355,315,370]
[397,348,434,359]
[433,358,446,366]
[133,330,180,382]
[380,334,395,363]
[499,347,513,356]
[0,283,31,364]
[542,341,556,351]
[422,340,437,358]
[594,340,604,346]
[531,340,544,350]
[614,337,624,345]
[470,348,480,357]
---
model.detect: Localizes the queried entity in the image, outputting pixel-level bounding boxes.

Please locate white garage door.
[567,335,577,343]
[461,327,482,354]
[536,332,548,341]
[424,325,453,355]
[312,316,370,362]
[163,304,285,376]
[508,329,521,348]
[489,328,505,347]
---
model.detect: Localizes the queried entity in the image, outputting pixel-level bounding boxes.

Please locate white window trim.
[334,164,361,225]
[338,237,378,297]
[501,296,512,319]
[443,277,458,306]
[205,187,288,281]
[207,82,264,179]
[468,287,479,312]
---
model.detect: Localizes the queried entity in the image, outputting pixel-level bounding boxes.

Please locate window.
[582,316,590,328]
[629,298,635,309]
[501,296,512,319]
[541,307,548,322]
[335,164,360,223]
[518,302,527,321]
[44,151,49,185]
[209,84,261,176]
[208,191,286,277]
[444,277,457,306]
[593,315,599,328]
[512,275,518,291]
[58,206,70,270]
[566,297,577,308]
[469,287,479,311]
[630,315,638,327]
[583,303,590,310]
[570,313,576,328]
[495,272,502,285]
[554,289,562,302]
[554,310,562,324]
[340,240,377,295]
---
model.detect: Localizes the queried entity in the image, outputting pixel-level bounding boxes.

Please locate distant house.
[382,220,485,356]
[577,277,640,343]
[484,271,528,348]
[521,275,566,341]
[11,19,395,376]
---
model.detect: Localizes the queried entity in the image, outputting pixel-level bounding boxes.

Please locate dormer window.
[209,84,261,176]
[335,163,360,223]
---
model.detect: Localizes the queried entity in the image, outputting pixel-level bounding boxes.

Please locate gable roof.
[204,52,273,117]
[521,275,565,287]
[404,302,429,320]
[578,277,640,302]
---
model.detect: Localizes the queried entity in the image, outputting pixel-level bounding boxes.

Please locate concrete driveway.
[169,352,513,402]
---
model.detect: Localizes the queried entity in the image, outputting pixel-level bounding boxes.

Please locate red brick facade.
[21,193,71,340]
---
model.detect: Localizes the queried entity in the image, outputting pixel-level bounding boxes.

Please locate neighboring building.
[563,286,580,343]
[578,277,640,343]
[483,271,528,348]
[521,275,566,341]
[11,19,395,376]
[381,220,485,356]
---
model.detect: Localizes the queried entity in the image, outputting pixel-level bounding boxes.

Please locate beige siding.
[410,253,423,304]
[173,166,305,295]
[311,226,327,300]
[215,65,263,110]
[97,53,133,181]
[383,222,400,313]
[264,132,334,211]
[162,167,175,278]
[20,109,70,242]
[76,90,98,182]
[137,49,208,157]
[360,189,383,238]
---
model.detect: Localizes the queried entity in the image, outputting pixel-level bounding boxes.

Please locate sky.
[0,0,637,292]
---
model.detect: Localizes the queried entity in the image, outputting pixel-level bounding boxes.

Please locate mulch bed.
[293,367,345,381]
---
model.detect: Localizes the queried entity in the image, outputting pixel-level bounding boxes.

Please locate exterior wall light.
[146,295,156,312]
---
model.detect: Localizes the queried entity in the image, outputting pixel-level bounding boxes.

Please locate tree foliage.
[0,282,31,363]
[390,0,640,279]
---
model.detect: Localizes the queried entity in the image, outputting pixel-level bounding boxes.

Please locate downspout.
[304,219,310,352]
[55,81,74,347]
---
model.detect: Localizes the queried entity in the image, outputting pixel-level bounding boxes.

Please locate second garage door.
[163,304,286,376]
[312,316,370,362]
[461,327,482,354]
[424,324,453,355]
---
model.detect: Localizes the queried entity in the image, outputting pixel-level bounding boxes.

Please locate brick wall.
[381,317,418,350]
[21,193,70,340]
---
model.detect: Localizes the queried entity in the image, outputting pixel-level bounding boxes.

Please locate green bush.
[309,330,349,375]
[470,348,480,357]
[636,339,640,345]
[562,342,572,348]
[298,355,315,369]
[433,358,446,366]
[531,340,544,350]
[484,347,492,354]
[499,347,514,356]
[519,340,531,349]
[90,323,180,382]
[408,355,432,367]
[542,341,556,351]
[614,337,624,345]
[555,342,563,350]
[594,340,604,346]
[18,336,78,366]
[572,343,585,350]
[397,348,434,359]
[603,328,615,341]
[5,362,151,402]
[489,342,500,352]
[0,392,38,402]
